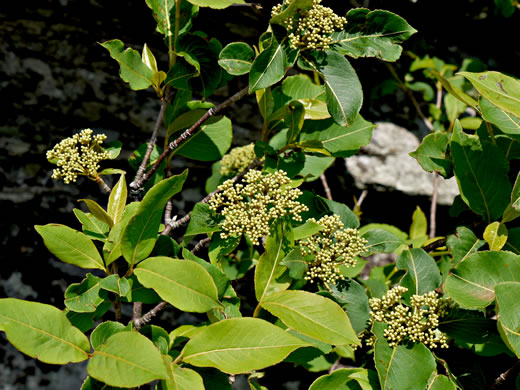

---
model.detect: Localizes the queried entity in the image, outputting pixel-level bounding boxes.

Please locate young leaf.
[181,317,310,374]
[409,206,427,240]
[218,42,254,75]
[450,120,511,221]
[396,248,442,299]
[483,221,508,251]
[88,331,169,387]
[445,250,520,308]
[134,257,221,313]
[65,273,104,313]
[299,115,375,158]
[0,298,90,364]
[79,198,114,228]
[186,0,244,8]
[73,209,110,242]
[107,174,127,224]
[459,71,520,118]
[121,170,188,266]
[35,224,106,271]
[331,9,417,62]
[409,131,452,177]
[103,202,140,266]
[495,281,520,357]
[255,223,291,305]
[262,290,359,346]
[100,40,154,90]
[313,51,363,126]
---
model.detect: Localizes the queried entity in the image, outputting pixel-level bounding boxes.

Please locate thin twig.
[192,237,210,254]
[430,173,439,238]
[94,175,111,193]
[353,190,368,215]
[134,301,168,330]
[161,157,263,236]
[129,99,167,196]
[132,302,142,323]
[164,200,174,225]
[131,86,250,192]
[489,360,520,389]
[320,173,333,200]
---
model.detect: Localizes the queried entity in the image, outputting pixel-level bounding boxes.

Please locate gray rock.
[345,122,459,205]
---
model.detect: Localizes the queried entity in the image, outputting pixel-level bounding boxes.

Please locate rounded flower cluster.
[208,169,308,245]
[220,144,256,176]
[369,286,449,349]
[271,0,346,50]
[46,129,110,184]
[300,215,367,285]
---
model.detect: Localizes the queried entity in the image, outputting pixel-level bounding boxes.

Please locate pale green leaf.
[218,42,254,75]
[107,174,127,224]
[186,0,244,8]
[483,221,508,251]
[79,198,114,228]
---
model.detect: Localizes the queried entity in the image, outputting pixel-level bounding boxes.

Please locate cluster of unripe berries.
[368,286,449,349]
[209,169,308,245]
[271,0,346,50]
[299,215,367,285]
[46,129,110,184]
[220,144,256,176]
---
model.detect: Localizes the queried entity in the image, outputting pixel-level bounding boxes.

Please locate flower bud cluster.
[299,215,367,285]
[220,144,256,176]
[369,286,449,349]
[46,129,110,184]
[271,0,346,50]
[209,169,308,245]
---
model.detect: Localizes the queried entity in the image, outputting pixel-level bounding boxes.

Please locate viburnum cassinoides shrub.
[2,0,520,389]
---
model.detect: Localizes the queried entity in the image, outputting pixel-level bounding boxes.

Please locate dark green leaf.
[218,42,254,75]
[396,248,442,299]
[249,38,286,92]
[328,280,370,334]
[285,101,305,143]
[362,229,403,255]
[332,8,416,61]
[495,281,520,357]
[447,226,485,266]
[185,202,221,236]
[73,209,110,242]
[409,131,452,177]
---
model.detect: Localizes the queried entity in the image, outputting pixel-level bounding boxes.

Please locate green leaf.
[186,0,244,8]
[495,281,520,357]
[431,71,479,110]
[65,273,104,313]
[185,202,221,236]
[90,321,128,349]
[35,224,105,270]
[450,120,511,221]
[481,97,520,139]
[181,317,310,374]
[176,116,233,161]
[512,171,520,210]
[73,209,110,242]
[0,298,90,364]
[107,174,127,224]
[362,228,403,255]
[292,221,323,240]
[445,250,520,308]
[409,131,452,177]
[396,248,442,299]
[103,202,140,266]
[88,331,168,387]
[79,198,114,228]
[328,280,370,334]
[309,368,379,390]
[428,375,457,390]
[331,8,416,62]
[374,328,436,390]
[145,0,175,49]
[121,171,188,266]
[183,249,231,299]
[160,361,205,390]
[255,223,291,305]
[100,40,154,90]
[297,155,335,181]
[299,115,375,157]
[165,58,198,90]
[134,257,221,313]
[439,308,497,345]
[409,206,427,240]
[312,51,363,126]
[249,38,286,92]
[483,221,508,251]
[218,42,254,75]
[262,290,359,346]
[505,227,520,254]
[100,274,131,297]
[285,101,305,143]
[447,226,485,266]
[459,71,520,117]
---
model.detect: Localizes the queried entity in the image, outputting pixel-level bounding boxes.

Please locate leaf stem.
[320,173,333,200]
[94,175,112,193]
[171,0,182,68]
[485,121,497,145]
